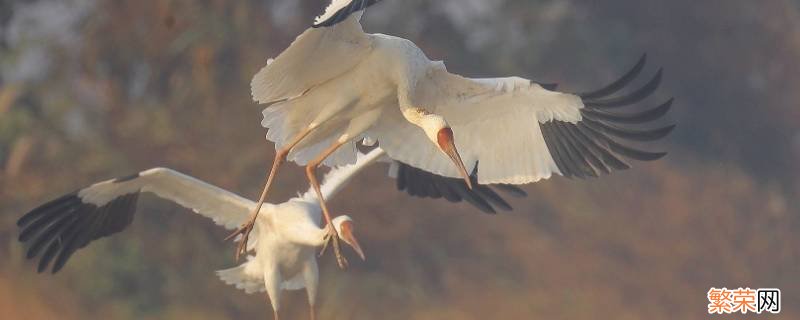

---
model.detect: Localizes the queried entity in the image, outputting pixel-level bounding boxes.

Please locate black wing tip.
[495,184,528,198]
[17,196,83,244]
[20,191,140,274]
[580,117,676,142]
[541,54,674,179]
[631,53,648,68]
[312,0,382,28]
[584,69,664,108]
[534,82,559,91]
[580,97,674,124]
[659,123,678,136]
[37,262,48,274]
[580,53,665,102]
[396,162,524,214]
[579,53,649,100]
[471,186,513,213]
[662,97,675,110]
[17,192,79,228]
[474,203,498,215]
[645,151,669,161]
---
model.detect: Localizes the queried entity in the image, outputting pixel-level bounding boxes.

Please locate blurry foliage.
[1,0,799,319]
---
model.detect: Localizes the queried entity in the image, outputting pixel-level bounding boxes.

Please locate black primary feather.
[541,55,674,178]
[312,0,384,28]
[18,189,140,273]
[395,162,527,214]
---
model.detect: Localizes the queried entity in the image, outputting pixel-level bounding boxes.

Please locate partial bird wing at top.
[368,55,674,184]
[313,0,383,28]
[17,168,259,273]
[250,0,380,105]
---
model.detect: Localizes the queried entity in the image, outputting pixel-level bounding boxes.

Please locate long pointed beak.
[339,222,365,261]
[438,128,473,189]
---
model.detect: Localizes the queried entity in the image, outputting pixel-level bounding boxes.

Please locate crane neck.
[305,221,330,247]
[399,106,430,127]
[276,204,328,247]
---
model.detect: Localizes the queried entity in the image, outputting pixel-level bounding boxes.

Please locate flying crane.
[231,0,674,268]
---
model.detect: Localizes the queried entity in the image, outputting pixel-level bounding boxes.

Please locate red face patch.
[437,127,454,148]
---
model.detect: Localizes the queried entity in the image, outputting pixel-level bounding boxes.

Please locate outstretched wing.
[16,168,258,273]
[388,161,527,214]
[369,55,674,184]
[251,0,382,104]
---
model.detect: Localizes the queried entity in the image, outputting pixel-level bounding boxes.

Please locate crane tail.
[216,257,266,294]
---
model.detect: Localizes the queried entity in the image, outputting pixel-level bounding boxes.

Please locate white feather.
[367,66,582,184]
[281,272,308,291]
[212,148,383,308]
[251,11,371,105]
[254,6,583,185]
[216,256,266,294]
[77,168,257,230]
[48,148,385,314]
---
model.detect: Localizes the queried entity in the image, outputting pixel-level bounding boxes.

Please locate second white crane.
[17,147,522,319]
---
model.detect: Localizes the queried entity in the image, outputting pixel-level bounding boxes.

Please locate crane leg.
[273,309,279,320]
[227,126,316,260]
[305,138,350,269]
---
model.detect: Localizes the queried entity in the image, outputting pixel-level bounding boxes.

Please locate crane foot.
[226,217,257,261]
[319,223,348,269]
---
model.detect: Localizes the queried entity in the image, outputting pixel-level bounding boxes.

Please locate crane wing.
[368,55,674,184]
[16,168,259,273]
[315,146,528,214]
[250,0,379,105]
[313,0,384,28]
[387,160,527,214]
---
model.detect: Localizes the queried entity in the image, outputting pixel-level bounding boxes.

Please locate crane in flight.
[232,0,675,267]
[17,147,522,319]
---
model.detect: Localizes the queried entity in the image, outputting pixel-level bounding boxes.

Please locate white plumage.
[366,68,581,184]
[252,0,670,183]
[16,2,674,319]
[77,168,256,230]
[18,148,384,319]
[239,0,672,265]
[18,144,525,317]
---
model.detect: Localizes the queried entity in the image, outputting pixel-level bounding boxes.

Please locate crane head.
[418,114,473,189]
[332,215,365,261]
[435,127,473,189]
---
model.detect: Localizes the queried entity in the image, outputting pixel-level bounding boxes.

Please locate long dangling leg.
[305,137,350,269]
[303,260,319,320]
[227,125,316,260]
[265,270,282,320]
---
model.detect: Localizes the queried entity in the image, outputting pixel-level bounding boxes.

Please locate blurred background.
[1,0,798,319]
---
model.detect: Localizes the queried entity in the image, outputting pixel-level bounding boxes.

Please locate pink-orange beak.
[339,221,365,261]
[437,128,473,189]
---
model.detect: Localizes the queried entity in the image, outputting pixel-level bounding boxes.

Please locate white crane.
[16,151,379,320]
[16,147,523,319]
[233,0,674,266]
